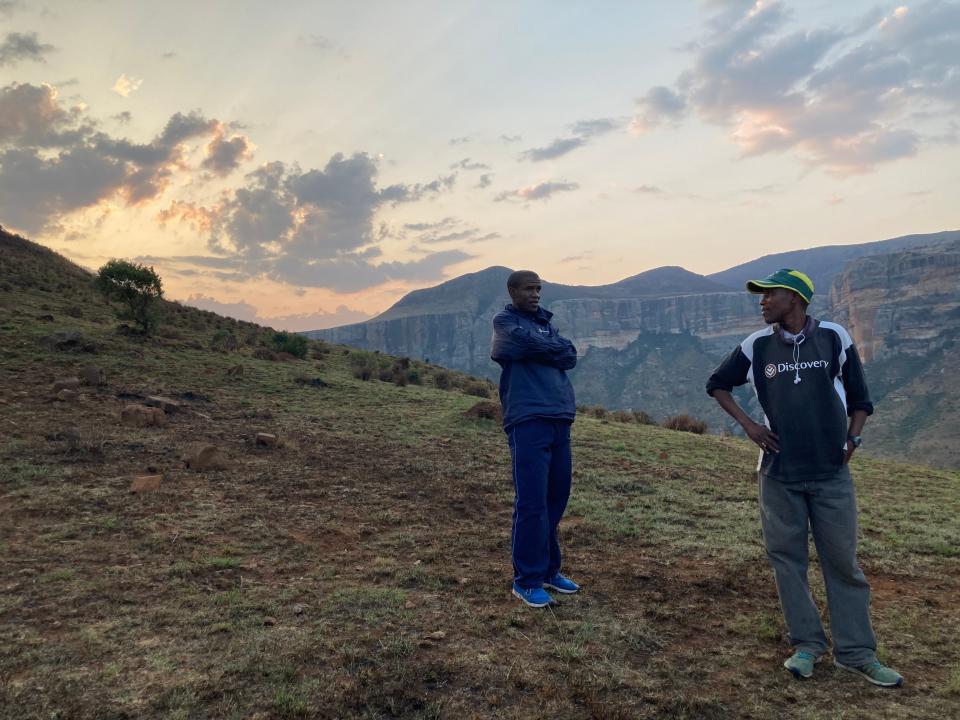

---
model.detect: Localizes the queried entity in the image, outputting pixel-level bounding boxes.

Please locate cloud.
[160,153,469,291]
[183,294,373,331]
[569,117,622,137]
[519,137,586,162]
[0,82,225,233]
[635,0,960,173]
[0,31,55,67]
[633,184,665,194]
[112,111,132,124]
[448,136,470,145]
[201,130,254,177]
[112,73,143,98]
[476,173,492,189]
[0,1,21,17]
[451,157,490,170]
[500,134,522,143]
[495,181,579,202]
[519,117,622,163]
[630,86,687,133]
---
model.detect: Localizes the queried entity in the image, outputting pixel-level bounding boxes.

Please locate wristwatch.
[848,435,862,448]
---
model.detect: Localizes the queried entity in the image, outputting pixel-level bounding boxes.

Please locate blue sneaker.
[834,659,904,688]
[512,583,552,608]
[543,573,580,594]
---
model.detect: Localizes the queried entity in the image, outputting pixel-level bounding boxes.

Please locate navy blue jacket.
[490,304,577,431]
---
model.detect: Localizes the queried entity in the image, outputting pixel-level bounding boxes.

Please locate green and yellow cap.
[746,268,814,303]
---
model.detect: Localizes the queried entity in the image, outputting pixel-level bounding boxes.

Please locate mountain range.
[311,230,960,468]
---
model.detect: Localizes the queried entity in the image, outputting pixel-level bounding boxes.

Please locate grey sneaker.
[783,650,821,679]
[834,659,904,688]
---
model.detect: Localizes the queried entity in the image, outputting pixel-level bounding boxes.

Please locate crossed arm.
[491,315,577,370]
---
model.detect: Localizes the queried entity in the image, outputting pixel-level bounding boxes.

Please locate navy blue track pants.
[507,418,573,589]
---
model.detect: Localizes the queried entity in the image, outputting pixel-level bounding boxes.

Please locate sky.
[1,0,958,330]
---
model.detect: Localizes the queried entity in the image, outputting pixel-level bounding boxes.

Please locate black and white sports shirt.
[706,318,873,481]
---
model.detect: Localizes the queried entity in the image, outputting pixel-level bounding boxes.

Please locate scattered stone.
[463,401,502,423]
[52,377,81,392]
[61,427,81,449]
[39,330,97,353]
[274,352,296,362]
[121,404,167,427]
[255,432,278,448]
[78,367,107,386]
[263,616,276,626]
[38,314,54,322]
[145,395,180,414]
[129,475,162,493]
[427,631,446,641]
[404,600,415,610]
[56,389,79,402]
[182,444,229,472]
[292,603,308,615]
[226,364,244,377]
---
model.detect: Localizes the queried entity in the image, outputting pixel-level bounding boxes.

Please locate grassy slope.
[1,240,959,719]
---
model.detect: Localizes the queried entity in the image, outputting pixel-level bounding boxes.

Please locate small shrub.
[271,332,308,359]
[462,380,492,398]
[583,405,607,419]
[65,305,83,318]
[433,370,452,390]
[407,368,422,385]
[350,351,379,381]
[463,401,502,422]
[95,259,164,334]
[632,410,657,425]
[663,414,708,434]
[253,347,276,361]
[611,410,635,423]
[392,369,408,387]
[212,329,239,352]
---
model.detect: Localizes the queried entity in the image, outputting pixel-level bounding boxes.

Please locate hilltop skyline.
[1,0,958,329]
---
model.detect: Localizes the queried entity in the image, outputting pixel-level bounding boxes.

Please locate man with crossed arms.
[491,270,580,608]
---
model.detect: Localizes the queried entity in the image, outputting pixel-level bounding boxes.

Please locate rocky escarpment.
[315,290,762,380]
[824,243,960,467]
[548,293,758,353]
[828,242,960,363]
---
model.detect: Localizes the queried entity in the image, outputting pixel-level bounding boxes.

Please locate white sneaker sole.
[834,660,904,687]
[542,582,579,595]
[512,587,550,608]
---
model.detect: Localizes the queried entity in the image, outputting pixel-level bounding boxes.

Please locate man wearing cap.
[491,270,581,608]
[706,269,903,687]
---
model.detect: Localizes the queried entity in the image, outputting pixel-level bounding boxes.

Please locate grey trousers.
[758,465,877,665]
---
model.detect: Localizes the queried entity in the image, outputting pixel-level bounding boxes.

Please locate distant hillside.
[708,230,960,295]
[311,230,960,468]
[372,265,731,322]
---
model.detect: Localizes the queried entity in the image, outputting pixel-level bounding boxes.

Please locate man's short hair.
[507,270,540,290]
